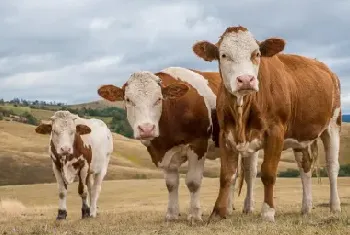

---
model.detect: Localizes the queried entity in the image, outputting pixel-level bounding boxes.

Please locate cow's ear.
[76,125,91,135]
[98,84,124,102]
[162,83,189,99]
[192,40,219,62]
[35,123,52,134]
[259,38,285,57]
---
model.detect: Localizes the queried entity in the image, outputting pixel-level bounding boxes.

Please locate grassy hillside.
[69,99,124,109]
[0,178,349,234]
[0,120,350,185]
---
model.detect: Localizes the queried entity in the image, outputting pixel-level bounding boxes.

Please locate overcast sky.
[0,0,349,111]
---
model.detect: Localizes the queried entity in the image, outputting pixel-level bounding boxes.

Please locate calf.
[192,26,341,222]
[98,67,237,223]
[35,111,113,220]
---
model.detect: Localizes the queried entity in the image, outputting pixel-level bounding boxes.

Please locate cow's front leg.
[52,164,68,220]
[186,149,205,224]
[242,151,258,214]
[227,171,238,215]
[78,164,90,219]
[164,168,180,221]
[208,131,238,222]
[260,125,284,222]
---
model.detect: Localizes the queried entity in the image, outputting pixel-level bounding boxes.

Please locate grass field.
[0,178,349,234]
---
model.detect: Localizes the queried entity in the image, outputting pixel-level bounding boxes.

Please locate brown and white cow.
[98,67,244,223]
[35,111,113,220]
[192,26,341,222]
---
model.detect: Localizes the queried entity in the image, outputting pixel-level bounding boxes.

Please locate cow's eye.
[154,98,162,106]
[125,97,135,106]
[221,54,227,59]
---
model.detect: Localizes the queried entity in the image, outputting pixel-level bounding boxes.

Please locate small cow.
[35,111,113,220]
[192,26,341,222]
[98,67,241,223]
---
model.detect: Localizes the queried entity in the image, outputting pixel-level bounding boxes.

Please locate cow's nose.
[138,123,156,134]
[236,75,256,85]
[60,146,72,154]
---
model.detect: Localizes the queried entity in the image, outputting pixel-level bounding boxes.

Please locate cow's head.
[192,26,285,97]
[98,71,189,141]
[35,111,91,184]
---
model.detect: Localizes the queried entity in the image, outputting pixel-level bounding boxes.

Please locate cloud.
[0,0,349,110]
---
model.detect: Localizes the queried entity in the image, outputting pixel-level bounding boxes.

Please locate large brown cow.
[192,26,341,222]
[97,67,246,223]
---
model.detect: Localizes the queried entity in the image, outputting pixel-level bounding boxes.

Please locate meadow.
[0,102,350,234]
[0,178,349,234]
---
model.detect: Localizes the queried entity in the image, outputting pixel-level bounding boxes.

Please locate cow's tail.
[310,140,321,184]
[237,154,244,196]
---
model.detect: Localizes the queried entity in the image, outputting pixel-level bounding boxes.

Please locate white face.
[51,117,77,156]
[219,30,261,96]
[124,72,163,140]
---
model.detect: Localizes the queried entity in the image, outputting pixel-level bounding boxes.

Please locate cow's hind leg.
[89,171,105,218]
[53,164,68,220]
[320,110,341,213]
[186,148,206,223]
[293,148,313,214]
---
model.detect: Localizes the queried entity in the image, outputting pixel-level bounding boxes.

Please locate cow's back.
[258,54,340,140]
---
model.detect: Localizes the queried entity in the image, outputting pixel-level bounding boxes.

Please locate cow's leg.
[164,168,180,221]
[320,119,341,213]
[242,151,258,214]
[209,131,238,220]
[293,149,313,214]
[260,125,284,222]
[78,164,90,219]
[186,149,205,223]
[52,164,68,220]
[227,172,237,215]
[89,171,105,218]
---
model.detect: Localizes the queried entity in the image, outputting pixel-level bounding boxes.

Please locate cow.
[35,110,113,220]
[97,67,244,223]
[192,26,341,222]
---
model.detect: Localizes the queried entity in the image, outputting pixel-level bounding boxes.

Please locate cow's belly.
[157,145,188,170]
[283,138,315,150]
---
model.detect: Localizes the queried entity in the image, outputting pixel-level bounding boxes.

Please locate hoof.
[187,209,203,226]
[207,207,227,225]
[82,207,91,219]
[56,209,67,220]
[261,203,275,222]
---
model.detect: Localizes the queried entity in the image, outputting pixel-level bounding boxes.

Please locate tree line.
[0,98,133,138]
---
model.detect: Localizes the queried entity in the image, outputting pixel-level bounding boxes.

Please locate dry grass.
[0,178,349,234]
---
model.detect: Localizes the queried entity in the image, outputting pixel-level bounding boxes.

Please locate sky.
[0,0,349,111]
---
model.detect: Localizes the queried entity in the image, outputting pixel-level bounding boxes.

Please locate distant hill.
[69,100,124,110]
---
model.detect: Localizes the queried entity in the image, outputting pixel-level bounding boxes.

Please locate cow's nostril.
[250,77,255,82]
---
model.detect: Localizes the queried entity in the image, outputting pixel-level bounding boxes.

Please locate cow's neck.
[73,134,92,164]
[225,87,265,144]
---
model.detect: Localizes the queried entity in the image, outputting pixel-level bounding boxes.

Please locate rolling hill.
[0,118,350,186]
